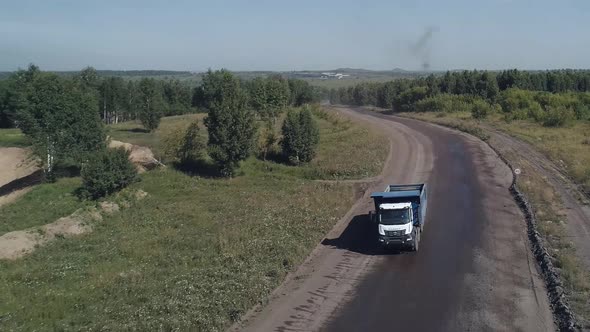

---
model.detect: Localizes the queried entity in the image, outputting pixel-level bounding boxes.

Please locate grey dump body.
[370,184,428,227]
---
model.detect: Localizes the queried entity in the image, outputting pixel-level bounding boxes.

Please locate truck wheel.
[411,228,420,252]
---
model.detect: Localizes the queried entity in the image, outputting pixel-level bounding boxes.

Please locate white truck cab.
[377,202,415,240]
[370,184,427,251]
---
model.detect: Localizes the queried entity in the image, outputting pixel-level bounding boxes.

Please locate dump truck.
[369,184,428,251]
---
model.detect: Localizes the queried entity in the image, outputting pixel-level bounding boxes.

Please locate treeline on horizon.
[330,69,590,126]
[0,65,323,129]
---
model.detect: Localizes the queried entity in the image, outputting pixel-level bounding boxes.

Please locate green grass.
[308,113,387,179]
[0,128,28,147]
[0,110,387,331]
[0,178,90,235]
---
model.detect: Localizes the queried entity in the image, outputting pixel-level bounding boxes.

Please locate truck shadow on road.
[321,214,403,256]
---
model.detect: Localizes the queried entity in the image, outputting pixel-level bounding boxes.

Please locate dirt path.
[232,107,554,332]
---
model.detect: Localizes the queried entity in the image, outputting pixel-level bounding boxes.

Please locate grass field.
[0,109,388,331]
[0,128,27,147]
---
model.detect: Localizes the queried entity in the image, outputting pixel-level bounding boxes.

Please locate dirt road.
[233,107,554,331]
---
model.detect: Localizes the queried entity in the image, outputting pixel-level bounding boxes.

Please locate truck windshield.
[380,208,410,225]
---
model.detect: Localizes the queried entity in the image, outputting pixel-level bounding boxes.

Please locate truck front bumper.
[379,234,413,246]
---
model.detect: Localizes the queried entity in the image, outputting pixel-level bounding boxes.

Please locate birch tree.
[14,66,105,179]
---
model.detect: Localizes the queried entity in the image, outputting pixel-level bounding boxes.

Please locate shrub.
[257,121,279,160]
[499,88,538,113]
[502,100,545,122]
[281,107,320,164]
[543,106,575,127]
[80,148,138,199]
[471,99,494,119]
[163,120,204,164]
[394,86,428,112]
[413,94,472,113]
[573,103,590,121]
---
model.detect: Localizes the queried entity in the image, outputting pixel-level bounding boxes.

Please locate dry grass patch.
[490,119,590,194]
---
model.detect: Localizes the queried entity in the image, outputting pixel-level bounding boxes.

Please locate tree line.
[0,66,193,129]
[0,65,322,130]
[0,65,322,194]
[330,69,590,127]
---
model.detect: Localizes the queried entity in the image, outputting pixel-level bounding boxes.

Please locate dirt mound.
[0,207,101,260]
[0,189,148,260]
[108,140,161,173]
[0,147,39,187]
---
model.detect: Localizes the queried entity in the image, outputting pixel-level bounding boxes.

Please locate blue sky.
[1,0,589,71]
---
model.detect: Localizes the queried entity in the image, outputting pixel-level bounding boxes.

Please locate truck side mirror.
[369,211,376,223]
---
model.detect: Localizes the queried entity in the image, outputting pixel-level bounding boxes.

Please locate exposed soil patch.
[0,207,101,260]
[0,190,148,260]
[0,147,38,187]
[108,139,161,172]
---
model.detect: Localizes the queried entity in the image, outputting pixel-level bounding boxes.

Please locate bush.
[573,103,590,121]
[257,121,279,160]
[543,106,575,127]
[413,94,473,113]
[394,86,428,112]
[471,99,494,119]
[80,148,138,199]
[281,107,320,164]
[163,120,204,164]
[499,89,538,113]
